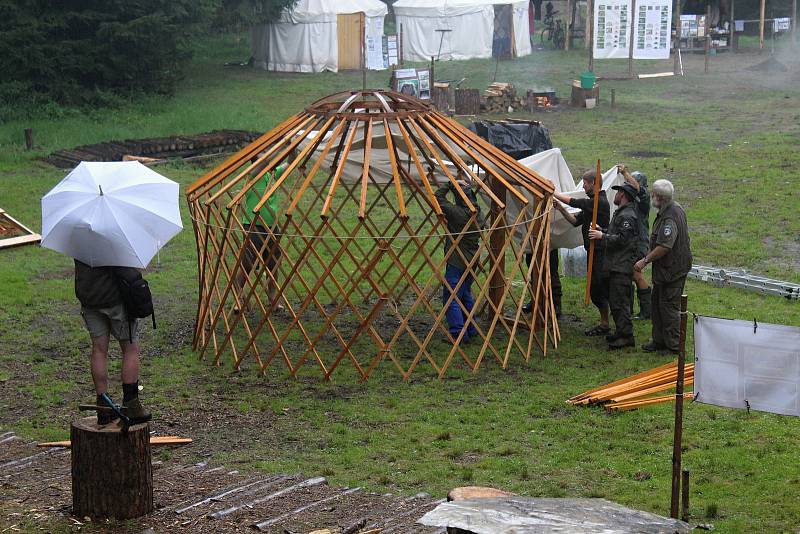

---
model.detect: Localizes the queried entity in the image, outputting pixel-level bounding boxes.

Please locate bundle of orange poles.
[567,360,694,412]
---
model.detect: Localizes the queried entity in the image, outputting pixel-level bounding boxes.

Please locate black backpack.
[113,267,156,342]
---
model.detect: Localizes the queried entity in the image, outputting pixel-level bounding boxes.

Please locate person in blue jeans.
[434,180,482,342]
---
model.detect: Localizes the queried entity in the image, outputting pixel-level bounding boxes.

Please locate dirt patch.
[0,433,443,533]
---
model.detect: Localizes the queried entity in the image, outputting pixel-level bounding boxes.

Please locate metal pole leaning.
[670,294,689,518]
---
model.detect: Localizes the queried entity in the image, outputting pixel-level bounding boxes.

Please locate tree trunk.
[71,416,153,520]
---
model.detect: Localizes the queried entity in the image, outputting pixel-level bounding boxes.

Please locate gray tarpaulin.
[417,497,691,533]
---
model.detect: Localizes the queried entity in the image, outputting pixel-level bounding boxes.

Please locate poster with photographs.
[633,0,672,59]
[391,68,431,100]
[593,0,632,59]
[383,35,399,69]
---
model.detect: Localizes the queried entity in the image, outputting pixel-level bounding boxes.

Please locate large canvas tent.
[393,0,532,62]
[251,0,388,73]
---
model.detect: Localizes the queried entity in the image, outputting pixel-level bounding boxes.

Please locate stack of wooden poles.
[567,361,694,412]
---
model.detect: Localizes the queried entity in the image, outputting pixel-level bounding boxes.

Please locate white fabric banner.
[632,0,672,59]
[593,0,632,59]
[694,316,800,417]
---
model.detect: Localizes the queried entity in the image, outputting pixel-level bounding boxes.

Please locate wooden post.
[566,0,573,51]
[759,0,766,51]
[71,417,153,519]
[588,0,595,71]
[704,3,711,73]
[681,469,690,522]
[24,128,33,150]
[628,0,637,77]
[670,294,688,519]
[584,159,601,305]
[793,0,798,47]
[611,88,616,108]
[361,13,367,91]
[673,0,682,74]
[488,176,507,319]
[399,23,404,66]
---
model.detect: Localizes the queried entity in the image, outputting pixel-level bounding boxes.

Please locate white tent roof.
[393,0,527,16]
[280,0,387,23]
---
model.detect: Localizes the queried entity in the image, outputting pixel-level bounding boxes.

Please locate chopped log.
[454,88,481,115]
[447,486,517,501]
[71,416,153,519]
[432,84,451,113]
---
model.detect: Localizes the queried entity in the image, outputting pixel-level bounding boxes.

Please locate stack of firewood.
[481,83,524,114]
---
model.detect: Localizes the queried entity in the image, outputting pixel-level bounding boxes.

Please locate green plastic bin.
[580,71,596,89]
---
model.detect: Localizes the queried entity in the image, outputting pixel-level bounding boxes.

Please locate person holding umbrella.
[41,161,182,425]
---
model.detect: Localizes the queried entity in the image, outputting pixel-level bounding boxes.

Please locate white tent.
[393,0,532,62]
[251,0,388,73]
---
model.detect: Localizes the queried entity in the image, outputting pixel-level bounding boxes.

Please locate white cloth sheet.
[694,316,800,417]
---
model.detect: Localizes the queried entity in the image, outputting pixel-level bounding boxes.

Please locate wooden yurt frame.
[187,90,558,380]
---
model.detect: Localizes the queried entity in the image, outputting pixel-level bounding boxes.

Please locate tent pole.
[566,0,572,51]
[759,0,766,51]
[704,2,711,73]
[673,0,682,74]
[670,295,689,519]
[794,0,798,47]
[588,0,594,71]
[628,0,636,77]
[729,0,735,53]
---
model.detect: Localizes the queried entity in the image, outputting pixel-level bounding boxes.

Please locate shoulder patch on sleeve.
[663,223,673,237]
[622,220,632,229]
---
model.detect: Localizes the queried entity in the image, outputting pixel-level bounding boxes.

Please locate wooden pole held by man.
[584,159,601,305]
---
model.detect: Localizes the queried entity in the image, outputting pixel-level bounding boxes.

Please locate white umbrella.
[41,161,183,268]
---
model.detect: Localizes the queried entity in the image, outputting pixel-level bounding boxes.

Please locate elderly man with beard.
[588,182,640,350]
[634,179,692,354]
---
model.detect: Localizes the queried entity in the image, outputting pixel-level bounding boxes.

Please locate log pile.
[481,83,524,114]
[567,361,695,412]
[44,129,261,169]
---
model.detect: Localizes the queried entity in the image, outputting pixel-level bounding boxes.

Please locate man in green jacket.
[74,260,151,425]
[435,180,482,342]
[236,163,285,313]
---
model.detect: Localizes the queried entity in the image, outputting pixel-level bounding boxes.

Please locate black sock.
[122,382,139,403]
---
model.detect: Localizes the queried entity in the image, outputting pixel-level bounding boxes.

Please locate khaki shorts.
[81,303,140,343]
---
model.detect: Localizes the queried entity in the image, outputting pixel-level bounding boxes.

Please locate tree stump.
[71,416,153,519]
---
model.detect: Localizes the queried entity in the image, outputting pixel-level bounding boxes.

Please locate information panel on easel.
[593,0,632,59]
[632,0,672,59]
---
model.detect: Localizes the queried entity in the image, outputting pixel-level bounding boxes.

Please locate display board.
[390,68,431,100]
[593,0,632,59]
[632,0,672,59]
[695,316,800,418]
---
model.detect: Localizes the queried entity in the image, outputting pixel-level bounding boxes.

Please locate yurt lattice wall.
[187,90,558,380]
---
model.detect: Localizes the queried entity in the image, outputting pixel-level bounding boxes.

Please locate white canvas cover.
[251,0,387,73]
[694,316,800,418]
[393,0,531,62]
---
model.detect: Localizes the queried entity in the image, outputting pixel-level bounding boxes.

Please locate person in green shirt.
[235,162,286,313]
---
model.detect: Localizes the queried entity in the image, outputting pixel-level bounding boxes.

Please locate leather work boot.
[635,287,652,320]
[605,331,620,343]
[123,397,152,424]
[608,336,635,350]
[96,395,119,425]
[642,341,666,352]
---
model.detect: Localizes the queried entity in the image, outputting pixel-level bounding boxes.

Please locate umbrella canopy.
[41,161,182,268]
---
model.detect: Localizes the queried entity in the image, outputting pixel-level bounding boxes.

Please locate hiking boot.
[605,332,621,343]
[642,341,666,352]
[634,288,652,320]
[123,397,152,424]
[608,336,635,350]
[96,395,119,425]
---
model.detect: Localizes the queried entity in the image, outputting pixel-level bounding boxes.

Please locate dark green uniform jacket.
[435,185,480,271]
[650,201,692,285]
[603,202,640,275]
[74,260,138,309]
[568,191,610,267]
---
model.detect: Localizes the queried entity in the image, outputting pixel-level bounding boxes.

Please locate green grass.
[1,34,800,532]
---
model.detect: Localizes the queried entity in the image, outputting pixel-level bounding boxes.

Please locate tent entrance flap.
[493,4,514,58]
[338,13,365,70]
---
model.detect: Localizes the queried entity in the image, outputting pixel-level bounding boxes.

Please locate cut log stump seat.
[71,416,153,520]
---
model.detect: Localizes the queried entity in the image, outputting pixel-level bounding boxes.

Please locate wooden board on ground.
[38,435,193,448]
[0,208,41,250]
[448,486,517,501]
